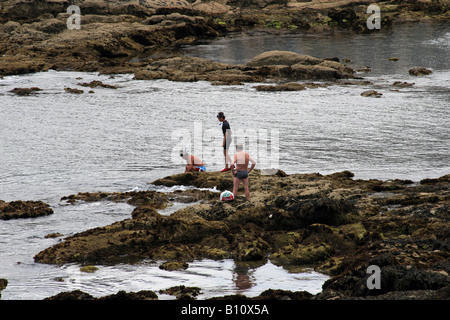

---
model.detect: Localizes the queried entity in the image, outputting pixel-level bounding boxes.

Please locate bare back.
[233,151,250,171]
[188,155,204,166]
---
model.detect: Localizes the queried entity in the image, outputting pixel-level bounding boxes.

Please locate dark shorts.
[235,170,248,179]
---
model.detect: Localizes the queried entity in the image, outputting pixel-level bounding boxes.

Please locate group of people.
[180,112,256,200]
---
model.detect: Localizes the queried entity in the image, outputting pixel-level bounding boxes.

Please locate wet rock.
[9,87,42,95]
[321,261,450,299]
[269,196,355,230]
[45,290,96,300]
[327,8,358,27]
[420,175,450,185]
[357,66,372,73]
[290,63,344,80]
[64,88,84,94]
[393,81,414,87]
[247,51,323,67]
[61,190,170,208]
[0,278,7,298]
[271,243,333,266]
[254,82,306,91]
[29,18,66,34]
[33,204,228,264]
[159,285,201,300]
[80,265,99,273]
[133,51,355,84]
[45,233,64,239]
[153,170,234,190]
[361,90,382,98]
[233,233,270,261]
[46,289,159,300]
[2,0,68,22]
[319,59,354,75]
[247,51,354,80]
[34,170,449,300]
[256,289,313,300]
[159,261,189,271]
[409,67,433,76]
[77,80,118,89]
[0,200,53,220]
[99,290,159,300]
[0,56,52,76]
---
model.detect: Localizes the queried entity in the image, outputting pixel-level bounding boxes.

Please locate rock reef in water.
[0,0,448,78]
[34,170,450,300]
[0,200,53,220]
[132,50,355,83]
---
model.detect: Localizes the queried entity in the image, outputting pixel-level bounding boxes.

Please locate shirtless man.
[180,151,206,173]
[231,144,256,200]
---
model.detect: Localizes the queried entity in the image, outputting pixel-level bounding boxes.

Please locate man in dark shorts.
[217,112,232,172]
[231,143,256,200]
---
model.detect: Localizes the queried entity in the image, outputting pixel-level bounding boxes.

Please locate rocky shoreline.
[2,169,447,300]
[0,0,448,302]
[0,0,448,80]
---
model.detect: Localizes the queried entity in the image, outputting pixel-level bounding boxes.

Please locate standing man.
[217,112,232,172]
[231,143,256,200]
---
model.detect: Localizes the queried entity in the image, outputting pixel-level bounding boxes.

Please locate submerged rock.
[254,82,306,92]
[361,90,382,98]
[64,87,84,94]
[9,87,42,95]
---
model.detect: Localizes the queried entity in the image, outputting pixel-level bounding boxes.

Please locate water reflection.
[233,263,253,292]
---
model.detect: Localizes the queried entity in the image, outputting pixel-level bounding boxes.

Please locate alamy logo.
[366,265,381,289]
[366,4,381,30]
[171,121,279,175]
[67,5,81,30]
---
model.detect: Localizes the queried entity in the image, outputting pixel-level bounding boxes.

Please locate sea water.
[0,22,448,300]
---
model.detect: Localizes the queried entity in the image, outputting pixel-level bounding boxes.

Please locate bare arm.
[231,154,237,175]
[248,155,256,173]
[185,156,194,172]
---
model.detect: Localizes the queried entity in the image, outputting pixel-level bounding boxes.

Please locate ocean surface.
[0,22,449,300]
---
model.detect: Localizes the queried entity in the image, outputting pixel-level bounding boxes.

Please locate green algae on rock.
[33,169,449,299]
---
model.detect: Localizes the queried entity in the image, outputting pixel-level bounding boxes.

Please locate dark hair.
[236,143,243,151]
[217,112,225,119]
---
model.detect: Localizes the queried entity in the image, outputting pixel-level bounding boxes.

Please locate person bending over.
[180,151,206,173]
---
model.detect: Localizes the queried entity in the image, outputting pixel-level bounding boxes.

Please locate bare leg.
[242,178,250,200]
[224,149,231,168]
[233,177,240,197]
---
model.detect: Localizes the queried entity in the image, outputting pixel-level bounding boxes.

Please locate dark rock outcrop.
[0,200,53,220]
[34,169,449,300]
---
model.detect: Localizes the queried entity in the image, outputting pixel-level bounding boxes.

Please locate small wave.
[147,184,220,193]
[423,32,450,48]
